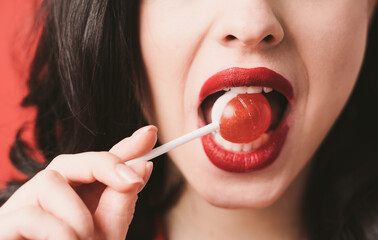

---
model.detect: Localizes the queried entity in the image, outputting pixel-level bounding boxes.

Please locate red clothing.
[154,224,166,240]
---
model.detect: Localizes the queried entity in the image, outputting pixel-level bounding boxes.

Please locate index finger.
[109,125,157,160]
[46,126,157,192]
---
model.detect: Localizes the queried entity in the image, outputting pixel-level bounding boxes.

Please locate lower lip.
[201,112,290,173]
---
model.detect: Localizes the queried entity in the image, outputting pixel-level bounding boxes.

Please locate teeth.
[263,87,272,93]
[213,132,271,153]
[242,142,253,152]
[230,87,250,94]
[247,86,263,93]
[251,137,262,149]
[261,132,271,145]
[232,143,243,152]
[228,86,272,94]
[223,139,233,151]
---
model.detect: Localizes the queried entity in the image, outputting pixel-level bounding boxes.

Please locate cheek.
[139,2,209,141]
[286,2,369,146]
[139,12,183,140]
[139,1,212,86]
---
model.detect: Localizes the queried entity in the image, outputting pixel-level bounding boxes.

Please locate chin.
[178,149,292,210]
[196,180,287,210]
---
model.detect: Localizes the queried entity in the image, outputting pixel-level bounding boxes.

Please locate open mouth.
[198,67,294,172]
[200,87,288,152]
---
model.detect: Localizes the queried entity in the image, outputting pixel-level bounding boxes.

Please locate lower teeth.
[213,131,272,152]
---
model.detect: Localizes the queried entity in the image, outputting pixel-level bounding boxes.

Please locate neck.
[165,165,310,240]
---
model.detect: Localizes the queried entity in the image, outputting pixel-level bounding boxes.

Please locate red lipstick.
[199,67,294,173]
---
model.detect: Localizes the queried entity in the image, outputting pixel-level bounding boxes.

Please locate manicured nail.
[116,164,144,184]
[132,125,157,137]
[145,162,153,181]
[137,162,154,192]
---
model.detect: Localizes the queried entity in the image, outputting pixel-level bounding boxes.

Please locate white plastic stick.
[125,122,219,166]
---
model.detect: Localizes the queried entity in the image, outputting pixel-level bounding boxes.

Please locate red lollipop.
[219,93,271,143]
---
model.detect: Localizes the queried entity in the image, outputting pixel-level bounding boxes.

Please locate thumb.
[93,162,153,240]
[93,126,156,239]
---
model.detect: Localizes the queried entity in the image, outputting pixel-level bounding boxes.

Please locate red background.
[0,1,39,187]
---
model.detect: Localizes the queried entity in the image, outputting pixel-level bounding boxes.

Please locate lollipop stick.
[125,122,219,166]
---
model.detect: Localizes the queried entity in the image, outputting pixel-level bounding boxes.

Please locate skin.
[0,0,376,239]
[0,126,157,239]
[139,0,377,239]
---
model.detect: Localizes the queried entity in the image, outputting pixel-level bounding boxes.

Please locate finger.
[92,127,156,239]
[0,206,78,240]
[136,161,154,193]
[93,187,138,240]
[1,170,94,239]
[47,152,144,193]
[109,125,157,160]
[46,125,157,192]
[93,161,153,240]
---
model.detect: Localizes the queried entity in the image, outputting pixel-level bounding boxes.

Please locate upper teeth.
[227,86,272,94]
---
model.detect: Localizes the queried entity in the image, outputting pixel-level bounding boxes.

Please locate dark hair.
[1,1,178,239]
[1,1,377,239]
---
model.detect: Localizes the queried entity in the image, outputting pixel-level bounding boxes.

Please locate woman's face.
[139,0,374,208]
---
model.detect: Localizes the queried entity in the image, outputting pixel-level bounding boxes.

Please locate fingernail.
[145,162,153,181]
[137,162,154,192]
[116,164,144,184]
[132,125,157,137]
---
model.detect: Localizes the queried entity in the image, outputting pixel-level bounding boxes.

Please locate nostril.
[263,34,274,43]
[225,34,276,46]
[225,35,237,41]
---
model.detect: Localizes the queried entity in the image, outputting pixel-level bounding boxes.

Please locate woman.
[0,0,377,239]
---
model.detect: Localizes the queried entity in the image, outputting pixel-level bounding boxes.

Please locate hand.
[0,125,157,240]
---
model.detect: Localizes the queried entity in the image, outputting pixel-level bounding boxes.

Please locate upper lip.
[198,67,294,106]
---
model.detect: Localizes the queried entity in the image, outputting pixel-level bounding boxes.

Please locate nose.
[214,0,284,51]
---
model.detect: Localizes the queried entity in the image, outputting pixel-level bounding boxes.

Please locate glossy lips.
[199,67,294,172]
